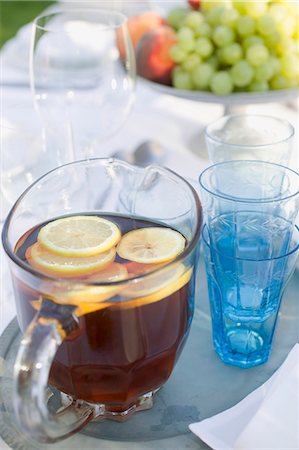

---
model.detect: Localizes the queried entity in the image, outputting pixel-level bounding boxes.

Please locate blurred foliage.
[0,1,55,47]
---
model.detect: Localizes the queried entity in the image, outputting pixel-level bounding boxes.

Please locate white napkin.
[189,344,299,450]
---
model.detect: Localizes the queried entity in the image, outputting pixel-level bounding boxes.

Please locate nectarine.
[129,11,165,49]
[188,0,201,10]
[117,11,165,58]
[136,26,177,85]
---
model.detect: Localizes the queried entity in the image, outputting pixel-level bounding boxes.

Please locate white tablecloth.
[1,19,299,450]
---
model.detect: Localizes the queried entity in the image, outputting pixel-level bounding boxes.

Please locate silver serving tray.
[0,256,298,450]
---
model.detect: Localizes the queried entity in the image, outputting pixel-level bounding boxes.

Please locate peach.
[117,11,165,58]
[128,11,165,49]
[188,0,201,10]
[136,26,177,85]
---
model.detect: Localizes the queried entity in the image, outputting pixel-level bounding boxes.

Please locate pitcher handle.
[13,298,98,443]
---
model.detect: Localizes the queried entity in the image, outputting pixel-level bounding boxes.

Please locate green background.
[0,1,55,47]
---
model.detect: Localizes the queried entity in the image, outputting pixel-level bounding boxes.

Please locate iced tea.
[13,213,194,412]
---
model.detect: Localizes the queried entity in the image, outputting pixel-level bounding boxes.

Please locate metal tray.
[0,257,298,450]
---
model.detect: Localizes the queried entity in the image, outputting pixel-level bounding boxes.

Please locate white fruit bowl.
[140,77,299,111]
[139,77,298,161]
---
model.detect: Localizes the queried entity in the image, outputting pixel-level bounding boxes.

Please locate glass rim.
[204,114,295,148]
[199,160,299,204]
[2,157,202,287]
[202,224,299,262]
[33,7,128,33]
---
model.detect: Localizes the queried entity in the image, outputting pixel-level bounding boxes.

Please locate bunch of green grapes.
[167,0,299,94]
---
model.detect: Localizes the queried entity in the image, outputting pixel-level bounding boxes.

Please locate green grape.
[277,16,296,38]
[254,63,274,82]
[280,54,298,79]
[195,37,214,58]
[201,0,231,13]
[264,32,280,49]
[206,6,227,27]
[182,11,204,30]
[257,14,276,36]
[276,38,296,56]
[234,86,246,93]
[167,0,298,94]
[268,56,281,76]
[237,16,256,37]
[167,8,188,30]
[192,63,215,89]
[284,1,299,17]
[210,71,234,95]
[182,53,202,72]
[178,27,194,41]
[268,3,288,22]
[216,48,226,65]
[170,45,188,63]
[194,22,212,38]
[172,68,194,90]
[172,66,182,77]
[287,78,299,88]
[178,27,195,52]
[222,43,243,65]
[293,23,299,40]
[220,8,240,28]
[270,75,289,90]
[231,60,254,87]
[244,2,268,19]
[246,44,269,67]
[232,1,247,14]
[249,81,269,92]
[288,77,298,89]
[213,25,235,48]
[242,35,264,51]
[207,55,220,70]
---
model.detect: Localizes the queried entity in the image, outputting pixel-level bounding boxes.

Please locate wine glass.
[0,103,51,222]
[30,8,136,163]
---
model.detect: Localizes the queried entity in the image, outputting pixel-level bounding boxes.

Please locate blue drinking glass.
[199,161,299,368]
[202,225,299,368]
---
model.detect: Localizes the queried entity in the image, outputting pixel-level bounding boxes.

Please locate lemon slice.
[38,215,121,257]
[30,286,118,317]
[122,263,185,298]
[118,267,193,310]
[30,277,124,317]
[30,266,193,316]
[117,227,186,264]
[62,285,121,306]
[26,243,115,278]
[87,263,128,283]
[125,261,166,277]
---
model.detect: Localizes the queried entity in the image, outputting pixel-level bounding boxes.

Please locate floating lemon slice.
[75,266,192,313]
[38,215,121,257]
[124,261,166,277]
[30,266,193,316]
[87,262,128,283]
[119,267,193,310]
[26,243,115,278]
[122,263,185,298]
[62,285,121,307]
[30,285,119,317]
[117,227,186,264]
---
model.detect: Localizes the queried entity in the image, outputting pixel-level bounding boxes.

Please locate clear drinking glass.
[205,114,295,166]
[30,9,136,164]
[0,106,50,221]
[199,160,299,368]
[2,158,202,443]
